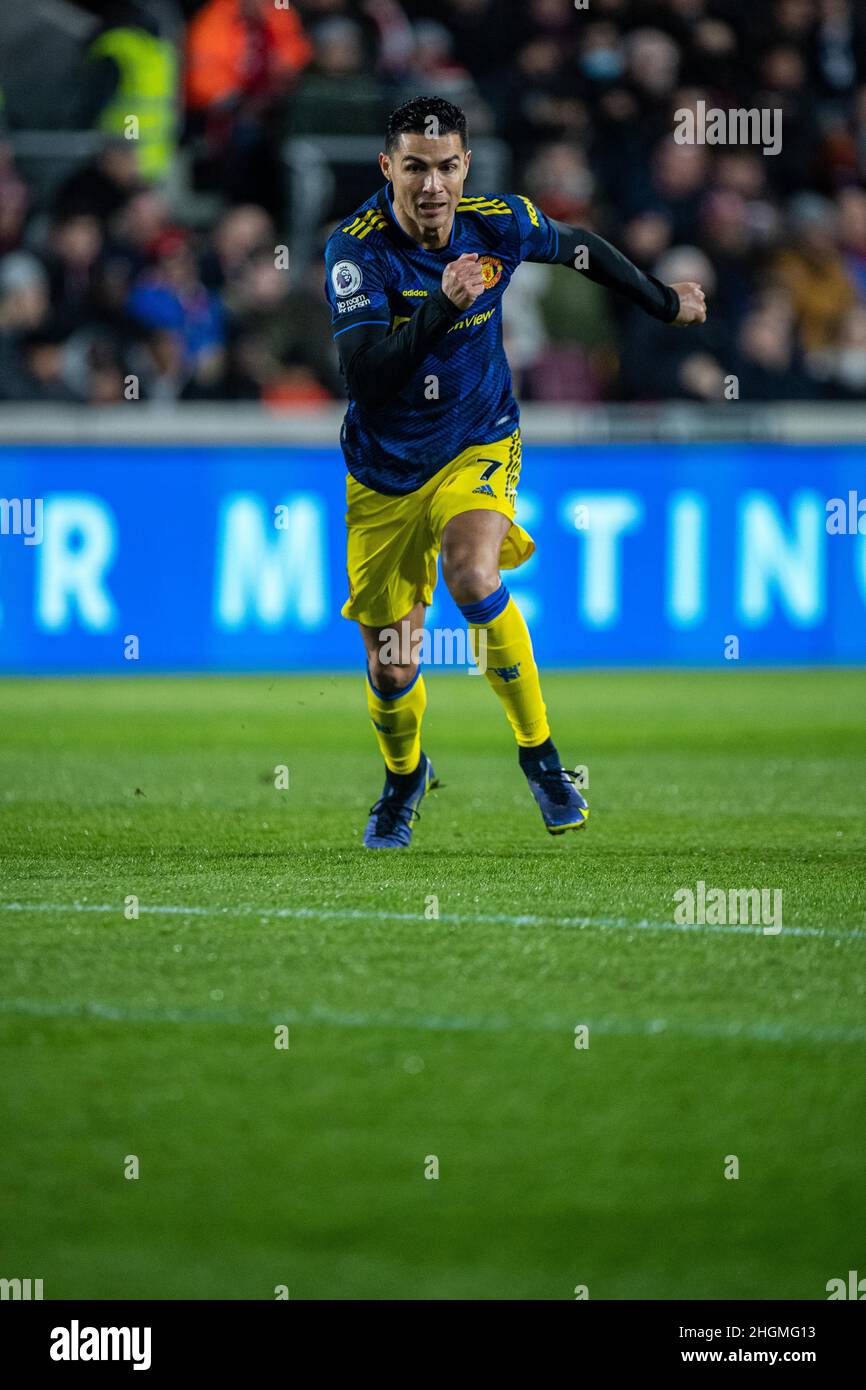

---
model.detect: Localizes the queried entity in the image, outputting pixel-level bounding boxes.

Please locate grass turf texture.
[0,669,864,1301]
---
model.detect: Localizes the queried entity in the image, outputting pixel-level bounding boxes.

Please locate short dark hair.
[384,97,468,154]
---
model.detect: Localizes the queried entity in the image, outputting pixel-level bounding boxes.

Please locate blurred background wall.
[0,0,864,671]
[1,0,865,408]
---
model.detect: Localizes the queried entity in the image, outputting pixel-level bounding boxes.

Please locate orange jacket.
[186,0,313,111]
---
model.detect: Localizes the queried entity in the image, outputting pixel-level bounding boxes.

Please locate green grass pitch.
[0,669,864,1301]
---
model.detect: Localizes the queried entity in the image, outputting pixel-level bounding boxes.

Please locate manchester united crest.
[479,256,503,290]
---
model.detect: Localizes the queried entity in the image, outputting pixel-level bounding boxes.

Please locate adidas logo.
[472,484,495,496]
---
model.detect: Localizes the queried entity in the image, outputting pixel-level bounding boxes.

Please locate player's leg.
[440,509,550,747]
[360,601,428,778]
[440,509,588,835]
[358,603,438,848]
[341,466,440,845]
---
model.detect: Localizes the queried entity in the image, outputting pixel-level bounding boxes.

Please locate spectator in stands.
[224,245,340,404]
[621,211,674,272]
[44,213,106,333]
[18,325,80,403]
[54,140,141,223]
[698,190,759,332]
[81,0,178,184]
[200,204,275,291]
[504,27,584,160]
[624,28,681,120]
[618,246,729,401]
[755,44,821,195]
[441,0,525,90]
[400,21,491,132]
[0,142,28,258]
[286,16,385,136]
[409,21,469,87]
[838,185,866,298]
[186,0,313,212]
[1,0,866,407]
[589,32,687,225]
[731,297,816,400]
[186,0,312,114]
[773,192,859,349]
[808,301,866,396]
[813,0,864,109]
[0,252,51,400]
[649,138,710,243]
[126,228,226,393]
[110,188,174,271]
[535,259,618,403]
[0,253,49,334]
[522,142,595,224]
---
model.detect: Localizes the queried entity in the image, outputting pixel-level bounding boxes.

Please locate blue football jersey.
[324,184,561,495]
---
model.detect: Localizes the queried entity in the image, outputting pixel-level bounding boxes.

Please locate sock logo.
[371,718,393,734]
[492,662,522,682]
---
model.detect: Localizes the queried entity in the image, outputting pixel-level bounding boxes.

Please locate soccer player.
[324,97,707,849]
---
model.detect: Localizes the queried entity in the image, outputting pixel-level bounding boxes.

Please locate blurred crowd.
[0,0,865,406]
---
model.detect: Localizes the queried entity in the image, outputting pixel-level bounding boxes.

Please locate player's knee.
[442,555,499,606]
[368,658,417,696]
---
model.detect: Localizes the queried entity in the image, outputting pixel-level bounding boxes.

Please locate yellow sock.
[462,586,550,748]
[366,669,426,774]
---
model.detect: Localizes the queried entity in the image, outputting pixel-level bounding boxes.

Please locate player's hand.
[670,282,708,327]
[442,253,486,311]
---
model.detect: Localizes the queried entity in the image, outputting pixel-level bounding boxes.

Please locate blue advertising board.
[0,442,864,671]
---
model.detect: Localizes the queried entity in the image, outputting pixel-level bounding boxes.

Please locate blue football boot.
[363,752,438,849]
[521,749,589,836]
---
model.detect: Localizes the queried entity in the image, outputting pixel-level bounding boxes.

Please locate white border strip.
[2,902,865,1046]
[1,900,864,942]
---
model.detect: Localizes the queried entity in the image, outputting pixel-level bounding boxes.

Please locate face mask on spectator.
[580,50,624,81]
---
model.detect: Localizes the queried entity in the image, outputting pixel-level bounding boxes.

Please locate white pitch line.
[0,995,864,1046]
[1,900,865,943]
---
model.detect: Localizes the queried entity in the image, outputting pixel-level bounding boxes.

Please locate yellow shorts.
[342,429,534,628]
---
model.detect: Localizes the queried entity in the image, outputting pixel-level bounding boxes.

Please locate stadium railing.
[0,402,865,444]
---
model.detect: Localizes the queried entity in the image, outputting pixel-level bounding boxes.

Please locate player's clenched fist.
[442,253,486,311]
[671,281,708,327]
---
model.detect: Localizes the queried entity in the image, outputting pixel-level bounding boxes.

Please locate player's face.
[381,134,470,244]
